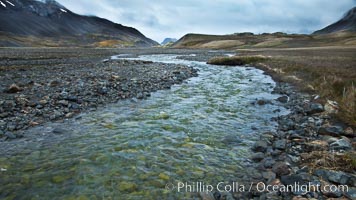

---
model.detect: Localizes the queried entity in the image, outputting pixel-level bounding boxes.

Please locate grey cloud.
[57,0,356,42]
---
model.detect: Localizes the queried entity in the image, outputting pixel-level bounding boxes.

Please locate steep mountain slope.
[314,7,356,34]
[0,0,158,47]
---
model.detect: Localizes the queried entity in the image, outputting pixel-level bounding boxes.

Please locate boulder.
[329,139,352,151]
[319,126,344,137]
[5,84,22,93]
[252,141,268,153]
[272,162,290,177]
[306,103,324,115]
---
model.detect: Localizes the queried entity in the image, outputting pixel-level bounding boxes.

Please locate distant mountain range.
[161,38,177,45]
[0,0,158,47]
[314,7,356,34]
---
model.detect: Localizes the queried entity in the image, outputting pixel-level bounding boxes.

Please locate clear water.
[0,55,286,199]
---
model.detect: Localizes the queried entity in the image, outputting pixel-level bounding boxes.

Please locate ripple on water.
[0,54,288,199]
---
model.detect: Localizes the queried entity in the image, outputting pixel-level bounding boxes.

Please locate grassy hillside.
[173,32,356,49]
[0,33,138,48]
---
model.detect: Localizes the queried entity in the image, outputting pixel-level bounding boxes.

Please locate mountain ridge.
[314,7,356,34]
[0,0,158,47]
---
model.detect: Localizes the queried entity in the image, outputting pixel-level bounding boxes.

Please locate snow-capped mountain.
[0,0,158,47]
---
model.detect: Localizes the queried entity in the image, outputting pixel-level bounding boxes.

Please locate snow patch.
[0,1,7,7]
[6,0,14,6]
[60,8,67,13]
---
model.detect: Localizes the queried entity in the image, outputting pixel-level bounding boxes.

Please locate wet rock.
[322,190,343,198]
[319,126,344,137]
[136,93,144,99]
[329,139,352,151]
[277,96,289,103]
[345,188,356,199]
[306,103,324,114]
[281,174,308,185]
[5,132,16,139]
[246,167,263,180]
[272,162,290,177]
[263,157,276,168]
[257,99,269,106]
[314,169,352,185]
[273,139,287,150]
[222,135,243,145]
[5,84,22,93]
[262,171,276,182]
[252,141,268,153]
[279,119,296,131]
[320,180,343,198]
[251,152,265,162]
[52,128,66,135]
[49,80,60,87]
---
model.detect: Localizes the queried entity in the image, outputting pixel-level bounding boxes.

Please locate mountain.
[161,38,177,45]
[0,0,158,47]
[314,7,356,34]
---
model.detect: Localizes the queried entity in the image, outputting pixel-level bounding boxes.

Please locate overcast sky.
[56,0,356,43]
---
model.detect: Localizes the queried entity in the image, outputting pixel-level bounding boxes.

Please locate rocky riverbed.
[0,48,355,200]
[0,48,199,139]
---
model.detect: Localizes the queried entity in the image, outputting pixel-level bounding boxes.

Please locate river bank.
[243,82,356,199]
[205,49,356,199]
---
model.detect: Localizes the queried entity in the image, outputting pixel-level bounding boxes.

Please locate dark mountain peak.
[314,7,356,34]
[342,6,356,21]
[0,0,158,47]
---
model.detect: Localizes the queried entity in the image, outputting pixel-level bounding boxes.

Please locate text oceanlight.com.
[166,182,349,194]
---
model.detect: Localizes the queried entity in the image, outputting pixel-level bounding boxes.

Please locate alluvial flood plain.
[0,48,355,200]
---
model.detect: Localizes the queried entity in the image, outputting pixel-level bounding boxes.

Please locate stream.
[0,54,288,199]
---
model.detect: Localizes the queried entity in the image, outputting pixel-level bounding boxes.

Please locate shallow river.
[0,54,287,199]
